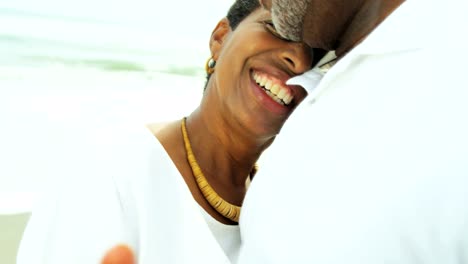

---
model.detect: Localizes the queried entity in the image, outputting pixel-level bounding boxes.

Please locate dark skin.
[153,10,311,226]
[262,0,404,57]
[90,2,409,261]
[100,7,313,263]
[99,0,408,260]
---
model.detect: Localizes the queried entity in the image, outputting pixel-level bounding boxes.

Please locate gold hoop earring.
[205,57,216,75]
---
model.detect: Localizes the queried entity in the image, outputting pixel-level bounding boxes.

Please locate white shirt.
[17,124,236,263]
[238,0,468,263]
[200,207,241,263]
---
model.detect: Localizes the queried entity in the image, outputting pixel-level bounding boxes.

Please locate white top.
[200,207,241,263]
[17,124,237,263]
[238,0,468,263]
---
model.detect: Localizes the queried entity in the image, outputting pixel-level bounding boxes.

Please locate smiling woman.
[0,0,230,238]
[16,0,314,263]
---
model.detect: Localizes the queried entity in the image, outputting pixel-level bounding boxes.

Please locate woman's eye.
[263,20,291,42]
[264,20,275,29]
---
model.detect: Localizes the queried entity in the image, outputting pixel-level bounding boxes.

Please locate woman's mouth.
[252,71,293,106]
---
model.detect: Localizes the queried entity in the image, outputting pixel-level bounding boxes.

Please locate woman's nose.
[280,42,313,74]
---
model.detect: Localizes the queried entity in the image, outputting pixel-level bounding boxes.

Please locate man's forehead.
[262,0,308,42]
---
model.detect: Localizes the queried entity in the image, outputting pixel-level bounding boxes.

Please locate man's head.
[266,0,311,43]
[261,0,364,51]
[261,0,403,55]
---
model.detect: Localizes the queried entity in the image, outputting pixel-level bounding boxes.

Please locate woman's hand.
[101,244,135,264]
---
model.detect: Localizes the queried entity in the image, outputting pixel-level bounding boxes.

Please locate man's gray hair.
[271,0,311,42]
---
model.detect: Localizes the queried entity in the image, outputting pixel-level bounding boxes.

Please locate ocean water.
[0,0,233,213]
[0,1,232,77]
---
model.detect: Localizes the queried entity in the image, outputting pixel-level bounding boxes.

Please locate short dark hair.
[204,0,261,90]
[226,0,261,30]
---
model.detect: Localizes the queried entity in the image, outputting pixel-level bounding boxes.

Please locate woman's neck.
[186,108,272,193]
[150,98,273,225]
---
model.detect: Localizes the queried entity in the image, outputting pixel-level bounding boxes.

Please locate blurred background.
[0,0,233,262]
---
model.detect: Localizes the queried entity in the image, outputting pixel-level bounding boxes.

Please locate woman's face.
[206,7,313,136]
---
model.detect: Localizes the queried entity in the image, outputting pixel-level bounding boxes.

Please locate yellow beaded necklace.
[181,117,257,222]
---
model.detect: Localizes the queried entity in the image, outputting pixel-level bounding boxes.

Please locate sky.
[0,0,233,23]
[0,0,233,42]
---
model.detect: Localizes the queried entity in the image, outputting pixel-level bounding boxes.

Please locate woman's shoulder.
[146,121,170,135]
[108,119,185,198]
[145,119,180,145]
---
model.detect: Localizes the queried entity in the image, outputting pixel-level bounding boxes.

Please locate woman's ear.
[209,18,231,60]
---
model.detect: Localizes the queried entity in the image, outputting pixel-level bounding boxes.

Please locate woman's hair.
[226,0,260,30]
[204,0,260,89]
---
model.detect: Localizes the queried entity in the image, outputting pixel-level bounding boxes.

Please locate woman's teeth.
[253,72,293,105]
